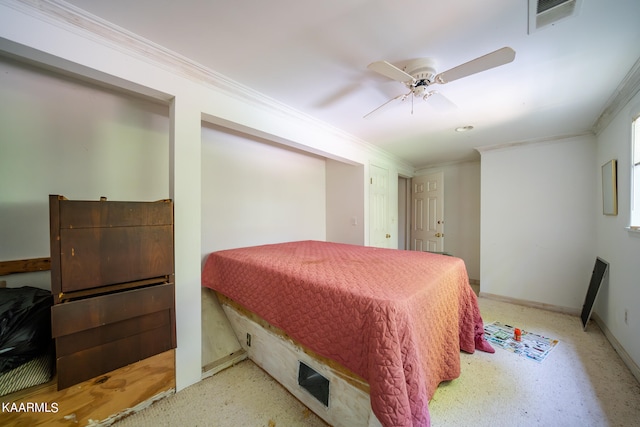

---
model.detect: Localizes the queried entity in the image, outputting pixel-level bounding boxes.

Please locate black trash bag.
[0,286,53,373]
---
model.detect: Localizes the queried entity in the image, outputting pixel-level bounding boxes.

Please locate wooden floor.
[1,349,175,426]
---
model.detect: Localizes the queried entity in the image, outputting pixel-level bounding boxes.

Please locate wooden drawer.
[49,195,174,302]
[58,225,173,293]
[51,283,176,390]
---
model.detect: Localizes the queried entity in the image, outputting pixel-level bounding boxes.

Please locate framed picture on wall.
[602,159,617,216]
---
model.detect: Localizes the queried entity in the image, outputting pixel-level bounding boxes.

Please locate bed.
[202,240,493,427]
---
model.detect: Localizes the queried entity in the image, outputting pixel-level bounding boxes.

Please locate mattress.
[202,240,492,427]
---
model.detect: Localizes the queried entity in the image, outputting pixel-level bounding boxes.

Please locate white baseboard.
[591,312,640,385]
[478,292,580,316]
[201,350,248,380]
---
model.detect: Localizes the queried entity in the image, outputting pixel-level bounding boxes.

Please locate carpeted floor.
[114,297,640,427]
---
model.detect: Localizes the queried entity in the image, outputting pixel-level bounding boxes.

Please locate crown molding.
[593,56,640,134]
[3,0,412,171]
[474,131,594,155]
[414,157,481,172]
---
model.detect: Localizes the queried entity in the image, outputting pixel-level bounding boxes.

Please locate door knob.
[435,233,444,238]
[386,234,391,238]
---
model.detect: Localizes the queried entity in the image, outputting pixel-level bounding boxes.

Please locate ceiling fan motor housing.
[404,58,437,86]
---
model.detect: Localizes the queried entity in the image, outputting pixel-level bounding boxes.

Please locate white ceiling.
[64,0,640,168]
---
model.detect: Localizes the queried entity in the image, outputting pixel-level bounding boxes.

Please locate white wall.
[594,89,640,370]
[479,135,597,310]
[415,161,481,281]
[326,159,365,245]
[0,57,170,289]
[199,124,329,370]
[200,124,327,255]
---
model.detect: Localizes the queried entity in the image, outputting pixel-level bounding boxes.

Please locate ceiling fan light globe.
[413,86,427,97]
[423,90,436,101]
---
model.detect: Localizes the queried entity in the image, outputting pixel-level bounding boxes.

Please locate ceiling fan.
[364,47,516,118]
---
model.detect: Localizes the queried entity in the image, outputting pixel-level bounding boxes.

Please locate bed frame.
[215,293,383,427]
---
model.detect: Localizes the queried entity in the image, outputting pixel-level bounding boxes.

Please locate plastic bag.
[0,286,53,373]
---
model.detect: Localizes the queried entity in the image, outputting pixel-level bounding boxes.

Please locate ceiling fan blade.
[364,92,410,119]
[435,47,515,84]
[367,60,415,83]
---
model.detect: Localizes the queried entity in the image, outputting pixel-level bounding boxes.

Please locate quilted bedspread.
[201,241,492,427]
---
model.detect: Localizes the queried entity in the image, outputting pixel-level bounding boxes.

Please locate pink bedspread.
[201,241,492,427]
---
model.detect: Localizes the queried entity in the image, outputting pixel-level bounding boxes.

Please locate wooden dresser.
[48,195,176,390]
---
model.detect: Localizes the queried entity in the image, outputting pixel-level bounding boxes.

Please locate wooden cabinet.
[49,195,176,390]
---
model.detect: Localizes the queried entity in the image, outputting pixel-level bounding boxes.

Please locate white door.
[370,164,391,248]
[411,172,444,252]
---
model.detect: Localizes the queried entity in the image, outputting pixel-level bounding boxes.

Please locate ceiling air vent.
[528,0,580,33]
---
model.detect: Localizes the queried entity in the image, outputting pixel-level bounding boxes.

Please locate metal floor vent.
[298,362,329,407]
[529,0,580,33]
